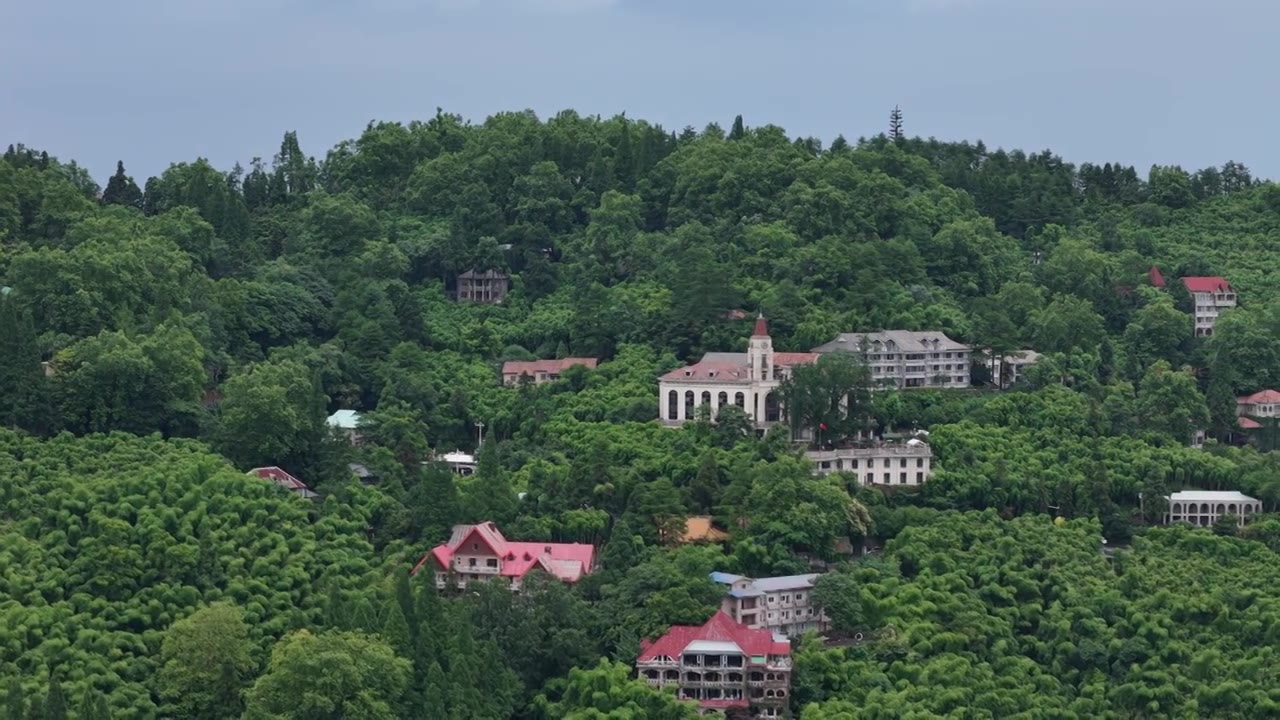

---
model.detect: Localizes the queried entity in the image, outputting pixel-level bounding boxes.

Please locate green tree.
[42,675,65,720]
[101,161,143,209]
[243,630,411,720]
[216,359,327,469]
[0,294,46,432]
[530,658,700,719]
[462,441,518,524]
[1135,361,1210,444]
[6,677,25,720]
[156,605,255,720]
[779,353,874,443]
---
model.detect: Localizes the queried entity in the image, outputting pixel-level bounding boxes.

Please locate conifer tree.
[6,677,24,720]
[22,693,40,720]
[348,596,378,634]
[323,582,348,629]
[381,597,412,657]
[446,620,485,720]
[422,662,449,718]
[729,114,746,141]
[42,675,65,720]
[890,105,904,141]
[101,161,143,209]
[0,294,45,432]
[463,441,517,524]
[76,687,111,720]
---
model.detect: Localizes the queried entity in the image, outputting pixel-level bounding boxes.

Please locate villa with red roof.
[637,611,792,718]
[659,315,818,432]
[501,357,598,386]
[248,466,320,500]
[410,521,594,592]
[1181,276,1236,337]
[1237,389,1280,431]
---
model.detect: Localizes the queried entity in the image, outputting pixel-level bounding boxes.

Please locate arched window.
[667,390,678,420]
[765,392,781,422]
[1216,503,1226,515]
[734,392,745,407]
[701,391,712,407]
[684,391,695,418]
[718,391,728,408]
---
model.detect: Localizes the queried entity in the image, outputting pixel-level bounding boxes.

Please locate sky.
[3,0,1277,185]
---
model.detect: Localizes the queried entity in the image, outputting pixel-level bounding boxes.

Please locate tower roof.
[752,314,768,337]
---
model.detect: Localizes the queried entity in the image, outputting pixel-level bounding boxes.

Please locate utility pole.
[475,420,485,448]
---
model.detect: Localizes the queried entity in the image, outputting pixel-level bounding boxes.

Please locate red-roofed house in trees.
[1237,389,1280,431]
[637,611,791,718]
[1148,265,1167,289]
[659,315,818,433]
[248,467,320,500]
[1181,276,1236,337]
[501,357,599,386]
[409,522,594,592]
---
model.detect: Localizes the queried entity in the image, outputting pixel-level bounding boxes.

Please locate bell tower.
[747,314,774,381]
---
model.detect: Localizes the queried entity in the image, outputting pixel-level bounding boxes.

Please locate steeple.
[752,313,768,337]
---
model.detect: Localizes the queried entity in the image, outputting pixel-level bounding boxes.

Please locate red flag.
[819,423,827,430]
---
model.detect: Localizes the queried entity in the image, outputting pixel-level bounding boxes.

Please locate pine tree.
[6,677,24,720]
[22,693,40,720]
[890,105,904,142]
[0,294,44,432]
[446,621,486,720]
[689,452,722,514]
[349,596,378,634]
[422,662,449,718]
[101,161,143,209]
[463,441,517,524]
[381,597,412,657]
[413,582,447,672]
[323,582,348,629]
[729,114,746,141]
[42,675,65,720]
[75,687,111,720]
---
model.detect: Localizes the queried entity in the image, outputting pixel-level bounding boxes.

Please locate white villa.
[1164,490,1262,528]
[659,316,818,432]
[810,331,971,389]
[806,438,933,487]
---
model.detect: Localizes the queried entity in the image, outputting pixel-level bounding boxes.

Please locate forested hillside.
[2,111,1280,718]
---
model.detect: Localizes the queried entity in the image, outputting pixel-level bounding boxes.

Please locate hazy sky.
[3,0,1276,184]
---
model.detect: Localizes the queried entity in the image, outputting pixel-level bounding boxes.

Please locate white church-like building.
[659,315,819,432]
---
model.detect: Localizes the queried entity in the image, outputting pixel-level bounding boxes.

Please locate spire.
[752,313,768,337]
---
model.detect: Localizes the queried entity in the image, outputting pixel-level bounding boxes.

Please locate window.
[900,473,907,484]
[917,472,924,482]
[916,458,924,468]
[900,458,907,468]
[768,594,777,603]
[867,458,875,468]
[883,473,890,483]
[781,594,789,602]
[486,558,498,568]
[850,459,859,469]
[468,558,477,567]
[782,611,790,619]
[472,543,479,551]
[795,593,804,601]
[865,473,873,483]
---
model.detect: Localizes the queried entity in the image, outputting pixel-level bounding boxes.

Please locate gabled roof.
[1181,276,1232,293]
[248,467,320,499]
[680,516,730,543]
[637,611,790,662]
[326,409,362,429]
[1239,417,1262,429]
[1148,266,1167,288]
[1238,389,1280,405]
[409,522,594,583]
[659,354,752,383]
[502,357,598,376]
[711,572,822,598]
[812,330,970,354]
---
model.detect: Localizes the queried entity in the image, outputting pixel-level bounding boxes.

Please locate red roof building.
[1180,276,1237,337]
[248,466,320,500]
[637,611,791,717]
[1237,389,1280,431]
[410,522,594,591]
[1148,266,1166,288]
[501,357,598,386]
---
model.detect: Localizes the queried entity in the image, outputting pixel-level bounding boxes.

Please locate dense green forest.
[2,110,1280,718]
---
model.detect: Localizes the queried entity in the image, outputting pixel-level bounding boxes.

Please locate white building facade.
[1164,490,1261,528]
[659,316,818,432]
[806,441,933,486]
[810,331,971,389]
[712,572,830,637]
[1182,277,1236,337]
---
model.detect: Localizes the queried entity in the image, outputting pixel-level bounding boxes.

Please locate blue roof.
[709,571,744,585]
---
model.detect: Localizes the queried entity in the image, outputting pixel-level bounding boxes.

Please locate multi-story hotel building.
[712,572,829,637]
[806,439,933,486]
[637,611,792,718]
[810,331,970,389]
[1181,276,1236,337]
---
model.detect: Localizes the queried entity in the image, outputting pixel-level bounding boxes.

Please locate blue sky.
[3,0,1276,184]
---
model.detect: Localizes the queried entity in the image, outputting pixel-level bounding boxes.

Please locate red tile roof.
[753,314,768,337]
[774,352,820,366]
[637,611,790,663]
[502,357,598,377]
[410,522,594,583]
[1148,266,1166,288]
[1181,276,1232,293]
[1238,389,1280,405]
[1239,417,1262,430]
[659,356,752,383]
[249,466,309,491]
